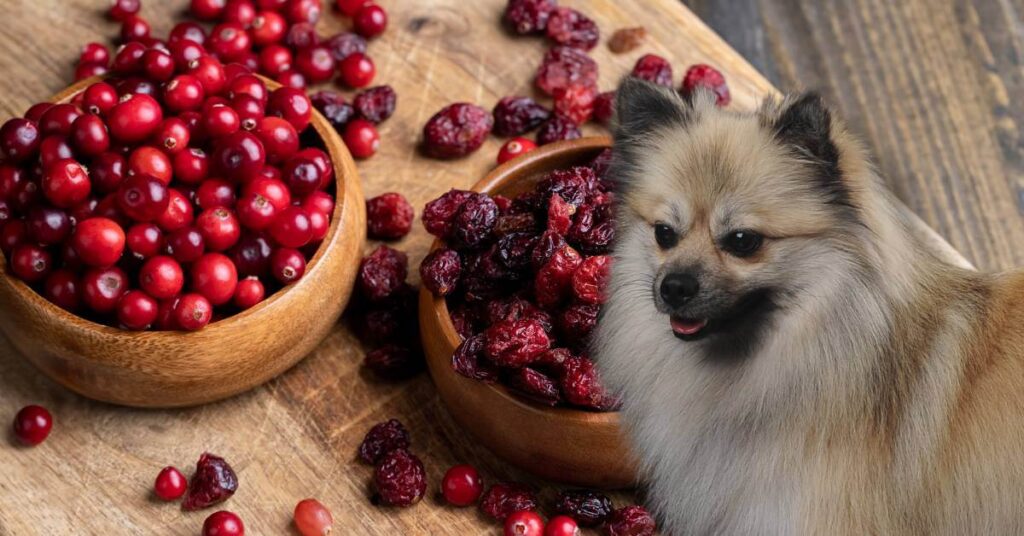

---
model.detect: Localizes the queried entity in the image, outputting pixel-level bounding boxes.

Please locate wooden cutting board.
[0,0,968,533]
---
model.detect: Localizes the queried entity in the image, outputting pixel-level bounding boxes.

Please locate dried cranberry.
[558,303,600,345]
[504,0,556,34]
[449,306,477,340]
[479,482,538,521]
[552,84,596,125]
[492,96,551,137]
[571,255,611,304]
[422,103,493,159]
[358,419,411,464]
[364,345,423,380]
[354,85,397,124]
[530,230,567,270]
[507,367,561,406]
[606,505,657,536]
[535,347,572,371]
[495,212,539,236]
[310,90,355,130]
[484,318,550,368]
[451,193,498,249]
[324,32,367,61]
[366,192,413,240]
[560,355,608,408]
[182,453,239,511]
[547,194,575,235]
[681,64,730,106]
[536,116,581,145]
[607,26,647,53]
[420,248,461,296]
[593,91,616,125]
[631,54,673,87]
[535,46,598,96]
[545,7,599,50]
[422,189,473,239]
[373,448,426,507]
[452,334,499,382]
[358,245,408,302]
[590,148,614,179]
[535,245,583,308]
[553,489,614,527]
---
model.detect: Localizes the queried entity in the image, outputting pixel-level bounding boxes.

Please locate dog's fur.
[593,78,1024,535]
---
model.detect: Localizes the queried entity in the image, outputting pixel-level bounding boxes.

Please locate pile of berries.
[1,49,334,330]
[419,151,618,411]
[150,451,244,534]
[357,419,428,507]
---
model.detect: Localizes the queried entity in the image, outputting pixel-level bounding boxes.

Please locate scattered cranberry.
[419,248,461,296]
[504,0,556,34]
[352,85,396,124]
[79,42,111,66]
[606,506,656,536]
[553,489,613,527]
[535,46,598,96]
[536,116,581,145]
[480,482,538,521]
[631,54,673,87]
[544,515,580,536]
[294,498,333,536]
[497,137,537,164]
[335,0,371,16]
[182,452,238,511]
[12,405,53,446]
[343,119,380,159]
[353,3,388,38]
[505,510,545,536]
[358,245,407,302]
[338,53,376,88]
[492,97,551,138]
[422,103,493,159]
[545,7,599,50]
[681,64,730,106]
[202,511,245,536]
[441,464,483,507]
[108,0,141,21]
[366,192,412,240]
[373,448,426,507]
[364,344,422,380]
[154,466,188,501]
[324,31,367,61]
[592,91,615,125]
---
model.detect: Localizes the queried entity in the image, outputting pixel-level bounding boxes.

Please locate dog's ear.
[767,93,846,205]
[613,77,691,146]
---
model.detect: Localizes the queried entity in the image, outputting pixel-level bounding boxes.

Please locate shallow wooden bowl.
[419,136,637,489]
[0,76,366,408]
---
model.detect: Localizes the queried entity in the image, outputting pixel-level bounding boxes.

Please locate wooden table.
[0,0,991,533]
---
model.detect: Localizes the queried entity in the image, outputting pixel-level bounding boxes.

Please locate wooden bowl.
[0,76,366,408]
[419,136,637,489]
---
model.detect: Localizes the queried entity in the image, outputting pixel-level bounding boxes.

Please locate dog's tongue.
[671,317,708,336]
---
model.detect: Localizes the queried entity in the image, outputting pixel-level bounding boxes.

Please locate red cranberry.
[275,69,307,89]
[257,44,292,76]
[154,118,190,155]
[68,115,108,157]
[79,42,111,66]
[535,46,598,96]
[338,53,375,88]
[553,83,596,124]
[504,511,545,536]
[293,498,333,536]
[606,506,656,536]
[24,103,53,123]
[187,56,228,96]
[480,483,539,521]
[154,466,188,501]
[43,269,81,311]
[294,46,336,83]
[116,290,158,330]
[27,207,71,245]
[170,21,208,45]
[255,117,299,163]
[139,256,185,299]
[232,276,264,309]
[681,64,730,106]
[127,223,164,258]
[10,244,53,283]
[0,165,22,201]
[342,119,379,159]
[81,266,128,312]
[545,516,579,536]
[324,31,366,61]
[196,208,241,251]
[284,22,319,50]
[0,119,40,163]
[231,234,272,276]
[0,220,27,257]
[191,252,238,305]
[120,15,152,43]
[269,205,313,248]
[497,137,537,164]
[303,191,334,217]
[243,177,290,211]
[72,217,125,267]
[631,54,673,87]
[111,42,147,75]
[352,85,396,125]
[108,94,163,143]
[82,82,118,116]
[117,175,170,222]
[173,148,210,184]
[42,159,91,208]
[74,62,109,81]
[441,464,483,507]
[353,4,387,38]
[208,23,252,62]
[593,91,615,125]
[203,104,242,138]
[39,104,82,137]
[365,192,412,239]
[357,418,409,465]
[266,87,312,132]
[545,7,599,50]
[251,11,287,45]
[227,74,268,104]
[335,0,370,16]
[224,0,257,26]
[231,95,265,131]
[202,511,244,536]
[373,448,426,507]
[174,292,213,330]
[422,103,493,158]
[307,208,329,241]
[270,247,305,284]
[108,0,141,21]
[419,248,461,296]
[129,146,173,184]
[284,0,321,23]
[38,135,74,171]
[166,227,206,263]
[213,131,266,180]
[12,405,53,446]
[140,48,174,82]
[164,75,206,113]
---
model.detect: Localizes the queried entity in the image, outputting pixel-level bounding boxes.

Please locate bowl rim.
[0,74,356,340]
[424,135,621,425]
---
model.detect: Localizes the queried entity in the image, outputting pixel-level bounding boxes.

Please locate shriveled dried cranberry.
[495,212,539,237]
[310,90,355,130]
[681,64,730,106]
[535,347,572,371]
[479,482,538,521]
[452,334,499,382]
[484,318,550,368]
[358,419,411,465]
[545,7,599,50]
[547,194,575,235]
[631,54,673,87]
[530,230,566,270]
[451,193,498,249]
[422,189,473,239]
[558,303,600,345]
[420,248,461,296]
[504,0,556,34]
[492,96,551,137]
[422,103,493,159]
[324,31,367,61]
[366,192,413,240]
[536,116,581,145]
[373,448,427,507]
[535,46,598,96]
[593,91,616,125]
[535,245,583,308]
[571,255,611,304]
[364,345,424,380]
[608,26,647,53]
[606,505,657,536]
[552,83,596,125]
[353,85,396,124]
[449,305,477,340]
[358,245,408,302]
[182,453,238,511]
[560,355,609,408]
[507,367,561,406]
[553,489,614,527]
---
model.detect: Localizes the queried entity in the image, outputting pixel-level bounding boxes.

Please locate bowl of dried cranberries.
[419,136,636,488]
[0,73,365,408]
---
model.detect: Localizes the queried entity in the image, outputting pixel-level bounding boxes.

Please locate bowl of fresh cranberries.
[0,73,365,408]
[418,136,636,488]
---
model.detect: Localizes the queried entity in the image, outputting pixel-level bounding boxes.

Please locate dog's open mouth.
[670,317,709,340]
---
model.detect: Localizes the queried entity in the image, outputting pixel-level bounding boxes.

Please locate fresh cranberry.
[43,269,81,311]
[173,148,210,184]
[23,103,53,123]
[231,94,265,131]
[294,46,336,83]
[213,131,266,180]
[243,177,290,210]
[681,64,730,106]
[422,103,493,159]
[168,39,207,71]
[27,207,71,245]
[269,206,312,248]
[337,53,375,88]
[284,22,319,50]
[202,511,244,536]
[257,44,292,76]
[274,69,307,89]
[254,117,299,163]
[119,15,152,43]
[187,57,228,96]
[10,244,52,283]
[82,82,118,116]
[72,217,125,267]
[12,405,52,446]
[116,290,158,330]
[174,293,213,330]
[270,247,305,283]
[108,94,163,143]
[154,118,190,155]
[111,42,147,75]
[266,87,312,132]
[303,191,334,217]
[190,252,238,305]
[251,11,287,45]
[38,135,75,172]
[497,137,537,164]
[139,48,174,82]
[0,119,41,163]
[335,0,370,16]
[293,499,333,536]
[203,104,242,138]
[480,483,539,521]
[79,42,111,66]
[235,193,276,231]
[544,516,579,536]
[163,75,206,113]
[441,464,483,507]
[74,62,109,81]
[129,146,173,184]
[108,0,141,21]
[353,4,387,38]
[504,511,545,536]
[342,119,379,159]
[232,276,264,309]
[39,104,82,137]
[170,21,208,45]
[224,0,257,26]
[227,74,268,105]
[81,266,128,312]
[208,23,252,62]
[283,0,322,23]
[42,159,91,208]
[0,165,22,201]
[154,466,188,501]
[196,208,241,251]
[117,175,169,222]
[373,448,426,507]
[127,223,165,258]
[139,256,185,300]
[606,506,656,536]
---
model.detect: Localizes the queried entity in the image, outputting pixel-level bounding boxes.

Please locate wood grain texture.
[684,0,1024,272]
[0,0,977,533]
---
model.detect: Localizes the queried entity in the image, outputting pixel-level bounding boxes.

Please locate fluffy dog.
[593,78,1024,535]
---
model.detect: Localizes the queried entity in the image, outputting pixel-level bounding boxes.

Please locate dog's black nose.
[660,273,699,307]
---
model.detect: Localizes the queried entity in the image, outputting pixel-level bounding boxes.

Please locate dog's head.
[609,79,872,361]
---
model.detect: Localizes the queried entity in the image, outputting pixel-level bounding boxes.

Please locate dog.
[593,77,1024,535]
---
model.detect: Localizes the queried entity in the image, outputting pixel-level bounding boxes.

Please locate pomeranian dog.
[593,78,1024,535]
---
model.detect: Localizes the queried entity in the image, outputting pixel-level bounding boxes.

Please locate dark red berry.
[632,54,673,87]
[366,192,413,240]
[213,131,266,180]
[232,276,264,309]
[79,42,111,66]
[270,247,306,284]
[492,96,551,137]
[441,464,483,507]
[108,0,141,21]
[117,175,170,222]
[553,489,613,527]
[108,94,163,143]
[560,355,610,408]
[119,15,152,43]
[480,482,538,521]
[155,466,188,501]
[553,83,596,125]
[484,318,550,367]
[12,405,53,446]
[72,217,125,267]
[10,244,52,283]
[422,103,493,159]
[536,115,581,145]
[0,118,41,163]
[338,53,376,88]
[27,207,71,245]
[504,0,556,34]
[571,255,611,304]
[196,178,237,210]
[451,193,499,248]
[421,189,472,239]
[117,290,159,330]
[170,21,209,45]
[164,75,207,113]
[82,82,119,116]
[294,46,336,84]
[364,345,423,380]
[191,252,238,305]
[283,0,322,23]
[311,90,355,130]
[342,119,380,159]
[353,3,388,38]
[182,453,238,511]
[451,334,498,382]
[420,248,461,296]
[593,91,615,125]
[208,23,252,62]
[128,146,173,184]
[508,367,561,406]
[681,63,730,106]
[196,208,241,252]
[141,48,175,81]
[284,22,319,50]
[127,223,165,258]
[606,505,656,536]
[174,292,213,330]
[202,511,244,536]
[545,7,599,50]
[43,269,81,311]
[357,245,407,302]
[81,266,128,313]
[250,11,287,45]
[352,85,396,124]
[324,31,367,61]
[269,205,313,248]
[535,46,598,96]
[373,448,426,507]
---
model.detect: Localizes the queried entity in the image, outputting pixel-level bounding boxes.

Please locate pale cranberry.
[294,498,333,536]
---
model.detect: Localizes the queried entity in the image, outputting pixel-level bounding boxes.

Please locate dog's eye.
[654,223,678,249]
[721,230,763,257]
